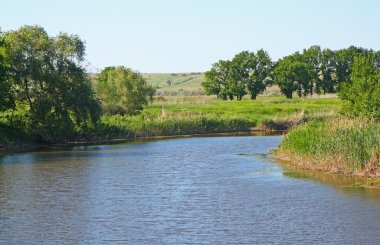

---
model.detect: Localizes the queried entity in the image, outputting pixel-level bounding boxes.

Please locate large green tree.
[202,60,234,100]
[245,49,272,100]
[339,52,380,119]
[302,45,321,95]
[0,29,14,111]
[333,46,369,90]
[3,25,100,141]
[273,55,311,99]
[320,48,336,93]
[95,66,155,115]
[202,49,272,100]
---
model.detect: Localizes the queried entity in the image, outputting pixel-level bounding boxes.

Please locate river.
[1,135,380,244]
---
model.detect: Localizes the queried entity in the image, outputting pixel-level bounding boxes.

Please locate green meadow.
[86,95,341,140]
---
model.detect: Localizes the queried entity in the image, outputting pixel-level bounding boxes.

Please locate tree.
[95,66,155,115]
[339,53,380,119]
[245,49,272,100]
[302,45,321,95]
[3,25,101,141]
[320,48,336,93]
[333,46,369,90]
[273,55,311,99]
[229,52,249,100]
[202,60,234,100]
[0,29,14,111]
[202,49,272,100]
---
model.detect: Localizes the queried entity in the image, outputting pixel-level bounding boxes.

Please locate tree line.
[0,25,155,142]
[1,25,380,142]
[202,46,380,99]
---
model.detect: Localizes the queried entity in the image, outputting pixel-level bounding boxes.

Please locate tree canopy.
[2,25,100,141]
[203,45,377,100]
[0,29,13,111]
[95,66,155,115]
[202,50,272,100]
[339,52,380,119]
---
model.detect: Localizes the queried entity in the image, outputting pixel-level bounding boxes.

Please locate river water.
[1,136,380,244]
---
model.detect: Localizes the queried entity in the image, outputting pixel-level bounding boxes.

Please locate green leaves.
[95,66,156,116]
[339,52,380,120]
[202,50,272,100]
[0,29,14,111]
[2,25,101,142]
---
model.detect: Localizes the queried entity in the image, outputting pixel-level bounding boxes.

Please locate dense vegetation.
[276,52,380,176]
[86,96,341,140]
[1,24,379,163]
[95,66,155,116]
[276,117,380,176]
[339,53,380,119]
[202,50,272,100]
[0,26,157,144]
[202,46,380,100]
[1,26,101,142]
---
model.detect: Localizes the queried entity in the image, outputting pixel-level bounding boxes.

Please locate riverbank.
[0,130,284,156]
[0,96,340,155]
[274,116,380,177]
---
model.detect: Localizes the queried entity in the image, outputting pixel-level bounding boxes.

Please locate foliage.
[339,53,380,119]
[273,55,311,99]
[95,66,155,116]
[202,50,272,100]
[245,49,273,99]
[202,60,234,100]
[0,29,14,111]
[201,45,378,100]
[3,25,101,142]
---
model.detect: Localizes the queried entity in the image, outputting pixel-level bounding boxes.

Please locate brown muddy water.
[1,136,380,244]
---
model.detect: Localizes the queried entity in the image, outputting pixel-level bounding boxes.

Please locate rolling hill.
[142,72,205,95]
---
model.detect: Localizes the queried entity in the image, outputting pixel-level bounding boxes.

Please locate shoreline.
[273,150,380,178]
[0,129,285,156]
[273,116,380,179]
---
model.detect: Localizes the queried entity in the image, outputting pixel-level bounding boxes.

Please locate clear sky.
[2,0,379,73]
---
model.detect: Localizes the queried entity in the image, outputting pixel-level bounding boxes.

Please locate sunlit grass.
[275,116,380,176]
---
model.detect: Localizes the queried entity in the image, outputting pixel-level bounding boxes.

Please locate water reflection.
[282,164,380,203]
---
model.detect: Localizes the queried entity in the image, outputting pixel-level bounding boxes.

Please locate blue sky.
[2,0,379,72]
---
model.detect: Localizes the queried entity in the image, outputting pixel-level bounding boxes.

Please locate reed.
[274,116,380,177]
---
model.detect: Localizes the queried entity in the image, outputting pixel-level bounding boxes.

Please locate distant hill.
[142,72,205,95]
[142,72,282,96]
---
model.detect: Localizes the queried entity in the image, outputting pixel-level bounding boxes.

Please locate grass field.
[148,95,341,123]
[85,95,342,140]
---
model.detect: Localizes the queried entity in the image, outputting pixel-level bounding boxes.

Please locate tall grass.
[0,95,342,146]
[87,112,257,140]
[88,96,341,140]
[275,116,380,176]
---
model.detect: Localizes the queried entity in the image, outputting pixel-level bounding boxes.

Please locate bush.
[339,53,380,120]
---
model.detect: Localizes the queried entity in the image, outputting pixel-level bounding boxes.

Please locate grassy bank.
[0,96,341,150]
[84,96,340,139]
[274,116,380,177]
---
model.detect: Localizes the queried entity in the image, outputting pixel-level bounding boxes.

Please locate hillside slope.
[143,72,205,95]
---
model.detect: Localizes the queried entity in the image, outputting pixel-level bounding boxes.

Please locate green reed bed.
[275,116,380,176]
[89,113,257,139]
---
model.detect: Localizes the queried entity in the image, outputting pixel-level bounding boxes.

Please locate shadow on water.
[281,162,380,203]
[0,131,284,159]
